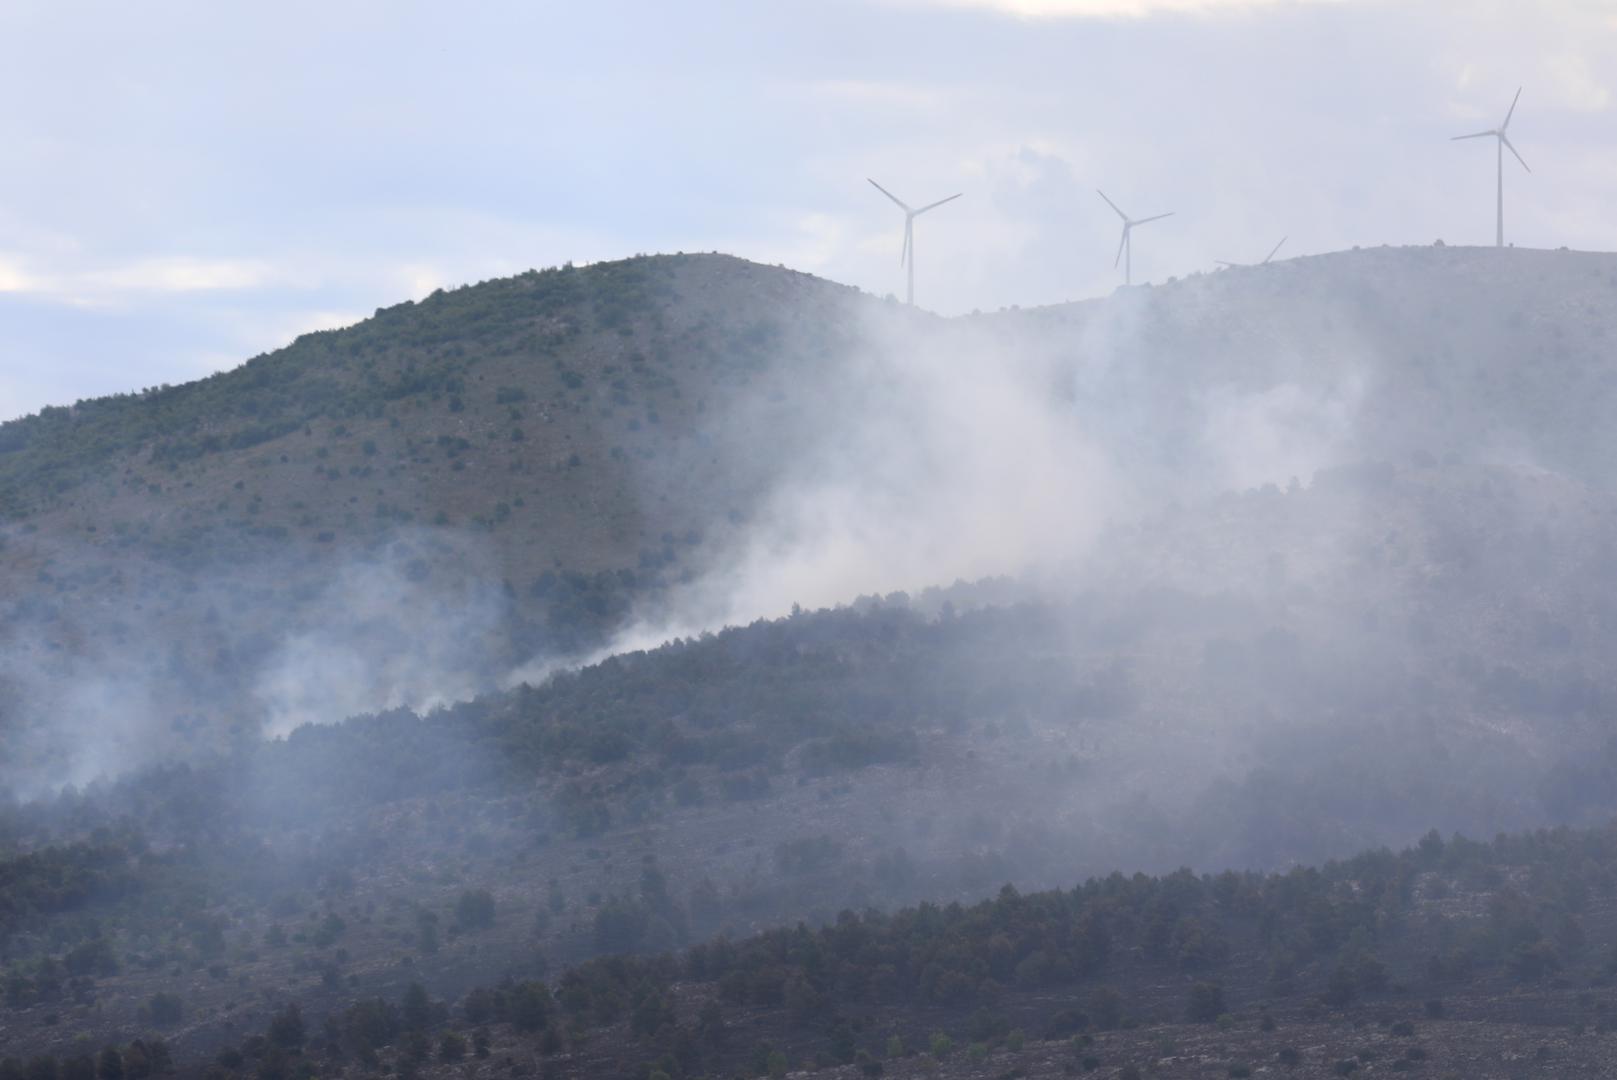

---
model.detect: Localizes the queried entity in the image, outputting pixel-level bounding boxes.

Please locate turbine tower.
[1216,236,1287,269]
[868,179,961,306]
[1451,88,1530,248]
[1097,190,1173,286]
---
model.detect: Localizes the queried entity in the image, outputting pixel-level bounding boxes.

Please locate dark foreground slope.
[17,817,1617,1080]
[8,453,1617,1068]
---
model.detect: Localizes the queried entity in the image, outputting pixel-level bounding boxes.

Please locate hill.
[4,244,1617,1075]
[0,254,915,785]
[5,245,1617,791]
[979,244,1617,498]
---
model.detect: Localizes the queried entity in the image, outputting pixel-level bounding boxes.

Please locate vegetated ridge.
[4,244,1617,1076]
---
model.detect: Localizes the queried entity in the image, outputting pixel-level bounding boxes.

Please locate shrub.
[267,1003,305,1049]
[454,889,496,931]
[1088,987,1124,1030]
[143,992,182,1026]
[1187,981,1226,1023]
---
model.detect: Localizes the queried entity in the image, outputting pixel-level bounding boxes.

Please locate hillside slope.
[2,245,1616,789]
[978,245,1617,499]
[0,255,916,782]
[5,245,1617,1074]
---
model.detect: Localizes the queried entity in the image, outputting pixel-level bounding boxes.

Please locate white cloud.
[0,255,36,293]
[1546,51,1611,113]
[803,80,956,112]
[289,309,364,336]
[394,263,448,300]
[83,256,275,293]
[752,212,850,273]
[0,254,279,304]
[886,0,1344,17]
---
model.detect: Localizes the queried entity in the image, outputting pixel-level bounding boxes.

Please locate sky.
[0,0,1613,422]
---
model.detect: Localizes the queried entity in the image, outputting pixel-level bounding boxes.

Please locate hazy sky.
[1,0,1613,421]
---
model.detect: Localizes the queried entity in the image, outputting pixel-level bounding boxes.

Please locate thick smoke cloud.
[604,279,1376,653]
[252,532,510,738]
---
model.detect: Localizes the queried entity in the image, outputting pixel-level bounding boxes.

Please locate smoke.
[251,533,510,738]
[1198,375,1367,493]
[675,314,1121,622]
[598,281,1378,657]
[0,644,168,801]
[11,252,1617,1077]
[0,528,512,795]
[7,248,1605,873]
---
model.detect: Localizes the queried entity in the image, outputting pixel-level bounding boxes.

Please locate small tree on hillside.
[1187,981,1226,1023]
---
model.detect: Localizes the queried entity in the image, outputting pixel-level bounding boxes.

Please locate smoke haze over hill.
[7,1,1617,1074]
[4,246,1617,1076]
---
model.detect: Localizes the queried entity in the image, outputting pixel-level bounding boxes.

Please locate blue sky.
[1,0,1613,421]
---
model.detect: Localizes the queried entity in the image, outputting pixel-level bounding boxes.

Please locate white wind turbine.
[1451,88,1530,248]
[1097,190,1173,286]
[1216,236,1287,269]
[868,178,961,306]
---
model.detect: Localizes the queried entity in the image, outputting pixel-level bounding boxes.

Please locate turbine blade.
[1503,86,1522,129]
[1214,260,1239,267]
[1135,212,1174,226]
[1114,227,1128,269]
[1264,236,1287,263]
[1451,130,1495,141]
[1502,133,1531,172]
[867,178,911,213]
[914,192,962,216]
[901,220,912,266]
[1096,189,1129,222]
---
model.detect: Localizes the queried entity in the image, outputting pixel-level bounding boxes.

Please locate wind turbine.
[1216,236,1287,269]
[868,179,961,306]
[1451,88,1530,248]
[1097,190,1173,286]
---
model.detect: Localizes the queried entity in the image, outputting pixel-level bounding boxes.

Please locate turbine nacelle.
[868,178,961,305]
[1451,88,1531,247]
[1097,189,1173,285]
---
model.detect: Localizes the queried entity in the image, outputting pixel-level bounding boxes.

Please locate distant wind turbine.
[1097,190,1173,286]
[868,179,961,306]
[1215,236,1287,269]
[1451,88,1530,248]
